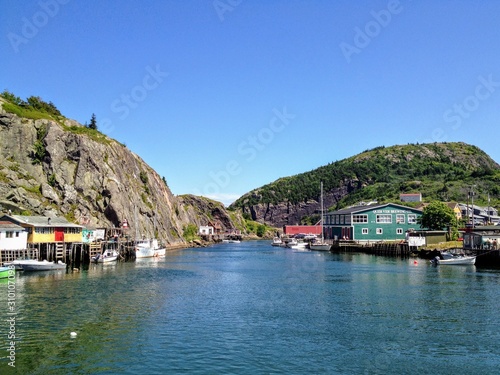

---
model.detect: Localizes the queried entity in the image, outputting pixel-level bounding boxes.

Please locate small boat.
[430,254,476,265]
[5,259,66,271]
[92,249,119,263]
[228,239,241,243]
[271,237,282,246]
[0,266,11,279]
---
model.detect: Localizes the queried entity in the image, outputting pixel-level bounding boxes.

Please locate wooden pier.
[331,240,411,258]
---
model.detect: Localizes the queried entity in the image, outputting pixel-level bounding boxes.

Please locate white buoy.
[70,332,77,338]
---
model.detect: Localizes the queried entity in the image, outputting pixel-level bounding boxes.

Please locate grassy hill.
[230,143,500,217]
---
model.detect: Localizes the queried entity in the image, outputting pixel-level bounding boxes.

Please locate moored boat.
[92,248,119,263]
[135,239,165,258]
[5,259,67,271]
[430,254,476,265]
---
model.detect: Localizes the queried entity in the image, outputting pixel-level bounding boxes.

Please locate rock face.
[239,187,352,228]
[0,98,240,245]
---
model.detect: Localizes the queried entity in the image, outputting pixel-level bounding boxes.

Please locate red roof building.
[283,225,322,236]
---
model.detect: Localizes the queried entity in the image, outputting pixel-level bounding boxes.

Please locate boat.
[0,266,10,279]
[309,182,331,251]
[92,248,119,263]
[228,239,240,243]
[430,254,476,265]
[271,237,282,246]
[135,239,166,258]
[5,259,66,271]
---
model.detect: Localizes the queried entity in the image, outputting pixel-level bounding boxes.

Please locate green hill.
[230,143,500,226]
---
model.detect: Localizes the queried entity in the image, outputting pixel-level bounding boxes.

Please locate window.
[408,214,417,224]
[376,228,383,234]
[396,214,405,224]
[340,216,344,224]
[362,228,368,234]
[353,214,368,223]
[15,232,19,237]
[345,216,351,224]
[396,228,403,235]
[6,232,13,238]
[376,214,392,223]
[335,216,339,224]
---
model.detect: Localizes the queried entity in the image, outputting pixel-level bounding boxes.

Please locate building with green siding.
[324,203,423,242]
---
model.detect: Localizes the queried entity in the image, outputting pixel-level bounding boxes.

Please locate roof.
[327,203,423,216]
[0,221,24,230]
[1,215,83,228]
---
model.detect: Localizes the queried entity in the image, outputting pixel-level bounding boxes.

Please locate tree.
[89,113,97,130]
[418,201,457,231]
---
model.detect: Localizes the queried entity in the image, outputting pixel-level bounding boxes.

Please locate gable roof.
[327,203,423,216]
[0,215,83,228]
[0,221,25,231]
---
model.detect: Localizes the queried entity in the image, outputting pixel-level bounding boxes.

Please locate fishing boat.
[0,266,10,279]
[135,239,166,258]
[309,182,331,251]
[430,254,476,265]
[5,259,66,271]
[92,248,119,263]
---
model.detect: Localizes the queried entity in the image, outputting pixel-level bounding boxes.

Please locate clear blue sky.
[2,0,500,205]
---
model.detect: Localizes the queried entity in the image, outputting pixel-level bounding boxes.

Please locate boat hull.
[0,266,10,279]
[13,260,67,271]
[431,256,476,265]
[309,243,331,251]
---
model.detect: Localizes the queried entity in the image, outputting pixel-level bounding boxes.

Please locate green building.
[324,203,423,242]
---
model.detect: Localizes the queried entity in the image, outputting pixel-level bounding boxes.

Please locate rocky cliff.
[232,143,500,227]
[0,96,240,246]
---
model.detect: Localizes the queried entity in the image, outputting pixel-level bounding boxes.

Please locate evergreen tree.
[89,113,97,130]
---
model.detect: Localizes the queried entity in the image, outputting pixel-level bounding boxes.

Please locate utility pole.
[470,185,476,229]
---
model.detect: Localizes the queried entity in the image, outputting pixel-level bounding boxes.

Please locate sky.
[1,0,500,206]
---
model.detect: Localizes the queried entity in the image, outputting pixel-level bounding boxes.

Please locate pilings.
[331,241,411,258]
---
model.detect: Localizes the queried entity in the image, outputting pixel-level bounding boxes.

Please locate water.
[1,240,500,374]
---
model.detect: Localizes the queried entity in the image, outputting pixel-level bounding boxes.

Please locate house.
[323,203,423,242]
[0,221,28,250]
[199,225,214,235]
[417,202,463,223]
[400,193,422,202]
[458,203,500,225]
[0,215,83,244]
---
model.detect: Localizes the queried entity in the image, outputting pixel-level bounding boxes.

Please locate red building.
[283,225,322,236]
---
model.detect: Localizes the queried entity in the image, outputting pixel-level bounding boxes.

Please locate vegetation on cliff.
[231,143,500,214]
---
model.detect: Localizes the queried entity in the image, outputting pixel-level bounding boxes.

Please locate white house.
[0,221,28,250]
[199,225,214,235]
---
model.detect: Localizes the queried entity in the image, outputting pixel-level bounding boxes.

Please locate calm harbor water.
[1,240,500,374]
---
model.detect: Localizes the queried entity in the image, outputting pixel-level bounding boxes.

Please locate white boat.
[430,254,476,265]
[309,182,331,251]
[5,259,66,271]
[92,248,119,263]
[135,239,166,258]
[271,237,282,246]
